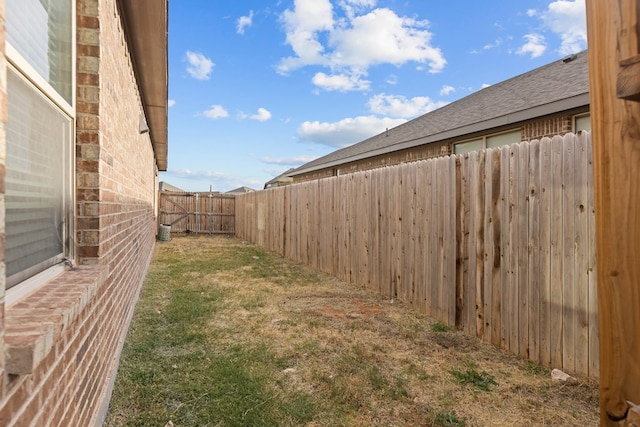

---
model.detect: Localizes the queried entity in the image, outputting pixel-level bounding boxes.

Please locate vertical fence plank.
[392,166,402,299]
[467,151,479,336]
[402,164,417,305]
[489,148,502,347]
[550,135,564,369]
[317,179,329,274]
[424,160,434,317]
[562,134,576,374]
[586,132,599,378]
[414,161,427,314]
[379,169,390,296]
[482,149,494,344]
[539,137,552,367]
[500,145,511,351]
[528,139,541,362]
[574,133,590,376]
[368,170,380,294]
[475,150,486,339]
[518,141,530,360]
[456,154,469,330]
[508,144,520,356]
[347,174,356,284]
[341,177,348,280]
[430,160,441,321]
[446,155,457,327]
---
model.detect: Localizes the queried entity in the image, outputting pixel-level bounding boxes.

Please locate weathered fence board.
[235,132,598,378]
[158,192,235,234]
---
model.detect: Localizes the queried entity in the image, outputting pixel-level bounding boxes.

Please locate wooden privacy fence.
[235,132,598,378]
[158,192,235,234]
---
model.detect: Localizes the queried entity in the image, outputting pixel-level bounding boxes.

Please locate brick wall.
[0,0,160,425]
[522,114,575,141]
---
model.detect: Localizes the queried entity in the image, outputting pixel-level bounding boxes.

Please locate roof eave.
[118,0,169,171]
[290,92,590,176]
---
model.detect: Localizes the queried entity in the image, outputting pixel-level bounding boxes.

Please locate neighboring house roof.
[291,50,589,177]
[120,0,169,171]
[226,186,256,194]
[264,168,296,189]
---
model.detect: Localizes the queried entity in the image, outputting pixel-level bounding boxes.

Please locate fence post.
[586,0,640,424]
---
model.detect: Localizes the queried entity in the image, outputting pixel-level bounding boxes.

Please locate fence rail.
[235,132,598,378]
[159,192,235,234]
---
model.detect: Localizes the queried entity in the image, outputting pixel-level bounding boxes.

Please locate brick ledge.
[5,265,109,375]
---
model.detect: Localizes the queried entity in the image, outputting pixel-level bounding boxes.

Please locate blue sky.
[162,0,587,192]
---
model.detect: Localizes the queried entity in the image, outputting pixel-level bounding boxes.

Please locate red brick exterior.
[521,114,575,141]
[0,0,162,425]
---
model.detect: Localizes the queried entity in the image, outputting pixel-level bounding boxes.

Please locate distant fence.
[158,192,235,234]
[235,132,598,378]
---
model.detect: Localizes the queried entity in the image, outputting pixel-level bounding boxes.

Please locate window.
[5,0,74,289]
[574,114,591,132]
[454,130,521,155]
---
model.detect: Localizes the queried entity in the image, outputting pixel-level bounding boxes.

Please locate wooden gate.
[158,192,235,234]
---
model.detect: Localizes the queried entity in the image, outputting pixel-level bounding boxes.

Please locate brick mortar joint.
[4,265,110,375]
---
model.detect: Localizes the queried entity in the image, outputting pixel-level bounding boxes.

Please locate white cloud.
[279,0,334,73]
[439,85,455,96]
[297,115,406,148]
[277,1,446,91]
[168,99,176,107]
[367,93,447,118]
[339,0,377,19]
[186,51,214,80]
[517,34,546,58]
[312,71,371,92]
[250,107,272,122]
[481,83,491,89]
[526,9,538,17]
[385,74,398,85]
[237,10,254,35]
[238,108,273,121]
[542,0,587,55]
[203,105,229,119]
[483,39,503,51]
[260,155,318,166]
[328,8,445,72]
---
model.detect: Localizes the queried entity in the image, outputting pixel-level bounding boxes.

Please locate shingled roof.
[291,50,589,176]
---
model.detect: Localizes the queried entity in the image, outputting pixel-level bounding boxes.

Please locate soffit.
[118,0,169,171]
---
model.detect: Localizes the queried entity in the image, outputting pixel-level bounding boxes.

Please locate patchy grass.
[431,410,468,427]
[105,236,599,426]
[431,321,456,333]
[451,368,498,392]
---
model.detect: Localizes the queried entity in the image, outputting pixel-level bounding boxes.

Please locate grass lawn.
[105,236,599,426]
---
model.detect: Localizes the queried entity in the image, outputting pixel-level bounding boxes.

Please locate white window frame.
[5,0,76,294]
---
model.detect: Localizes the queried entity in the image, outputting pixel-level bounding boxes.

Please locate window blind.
[5,70,71,288]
